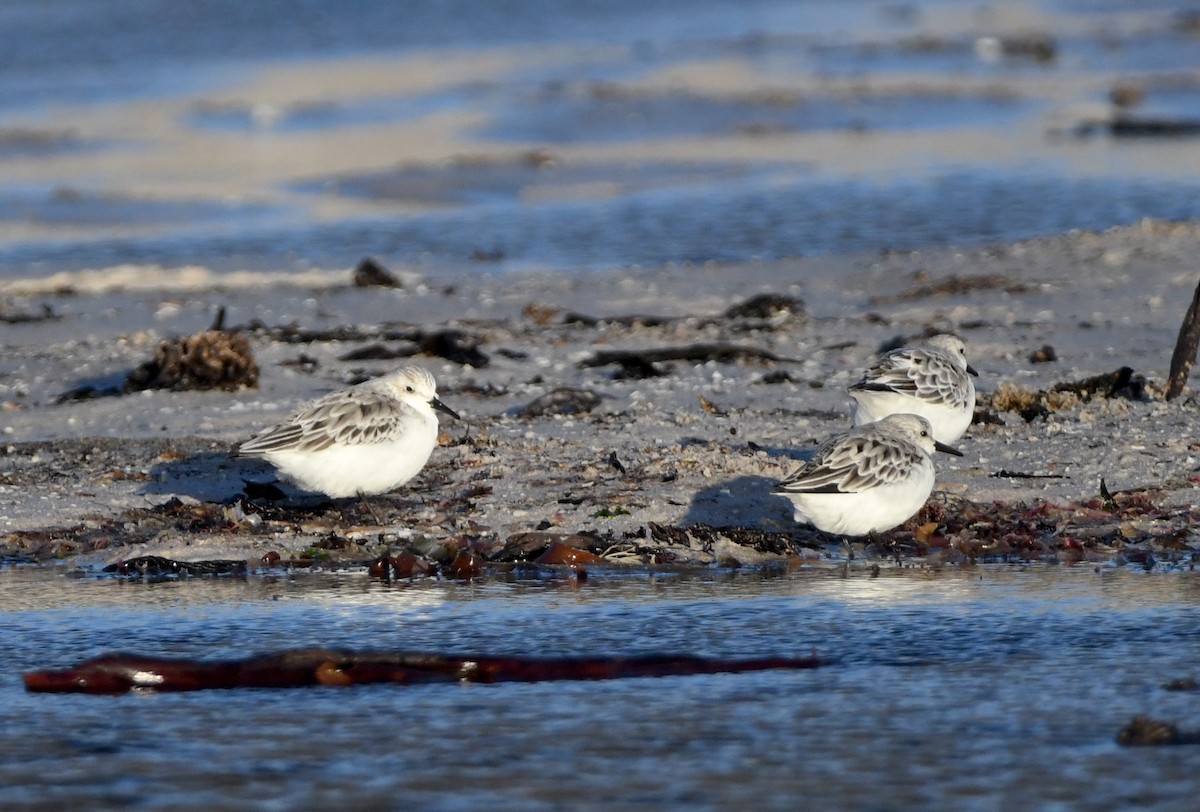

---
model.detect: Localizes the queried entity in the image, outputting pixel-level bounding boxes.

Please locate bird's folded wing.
[775,435,914,493]
[851,350,962,405]
[239,389,411,454]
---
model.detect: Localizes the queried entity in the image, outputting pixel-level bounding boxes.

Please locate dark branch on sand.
[24,649,829,694]
[1166,276,1200,400]
[581,343,797,374]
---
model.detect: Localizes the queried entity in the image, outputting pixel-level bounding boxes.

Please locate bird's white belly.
[262,425,438,498]
[784,462,936,536]
[850,391,973,444]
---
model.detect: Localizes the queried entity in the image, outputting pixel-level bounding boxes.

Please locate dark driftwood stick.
[24,649,829,694]
[1167,276,1200,400]
[581,343,796,368]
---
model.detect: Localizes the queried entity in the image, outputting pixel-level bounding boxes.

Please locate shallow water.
[7,170,1200,276]
[2,0,1200,277]
[3,565,1200,810]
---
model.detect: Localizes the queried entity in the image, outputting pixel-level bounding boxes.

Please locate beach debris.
[530,293,803,330]
[611,354,667,379]
[758,370,802,384]
[1117,716,1200,747]
[279,352,320,373]
[1075,116,1200,139]
[124,329,259,393]
[418,330,489,367]
[581,343,793,372]
[368,552,435,581]
[103,555,248,578]
[1099,477,1119,512]
[338,343,402,360]
[521,302,565,326]
[698,394,727,415]
[352,257,403,288]
[470,247,505,262]
[244,322,406,343]
[1054,367,1146,399]
[1109,81,1146,109]
[499,531,606,560]
[535,542,606,566]
[870,273,1030,305]
[989,470,1066,479]
[591,506,630,518]
[974,32,1056,64]
[443,548,485,580]
[1164,678,1200,692]
[646,523,798,560]
[0,301,59,324]
[607,451,627,474]
[1176,9,1200,33]
[1029,344,1057,363]
[723,293,805,320]
[5,486,1197,567]
[335,330,489,367]
[22,649,829,694]
[971,408,1006,426]
[1166,275,1200,399]
[902,483,1192,565]
[59,327,259,401]
[515,387,602,417]
[981,367,1146,421]
[563,311,676,328]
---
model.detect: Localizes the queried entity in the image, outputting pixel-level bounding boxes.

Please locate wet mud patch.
[869,271,1033,305]
[0,187,276,230]
[299,154,760,207]
[481,83,1030,143]
[0,127,90,158]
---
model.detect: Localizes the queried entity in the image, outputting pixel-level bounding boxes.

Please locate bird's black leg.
[357,491,385,525]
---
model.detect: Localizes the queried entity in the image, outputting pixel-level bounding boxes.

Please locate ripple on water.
[2,565,1200,808]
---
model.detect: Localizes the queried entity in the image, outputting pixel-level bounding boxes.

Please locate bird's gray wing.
[850,348,965,406]
[239,387,412,455]
[775,433,917,494]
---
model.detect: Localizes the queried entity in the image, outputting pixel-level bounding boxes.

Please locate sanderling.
[772,413,961,536]
[848,333,978,444]
[238,366,459,499]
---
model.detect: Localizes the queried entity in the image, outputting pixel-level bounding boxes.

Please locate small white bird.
[238,366,459,499]
[773,413,961,537]
[848,333,978,444]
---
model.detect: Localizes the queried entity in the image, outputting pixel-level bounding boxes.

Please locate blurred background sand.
[1,0,1198,277]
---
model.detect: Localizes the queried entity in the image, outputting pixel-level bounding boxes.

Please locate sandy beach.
[2,219,1197,570]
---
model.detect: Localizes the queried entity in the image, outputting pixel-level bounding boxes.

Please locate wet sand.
[2,220,1198,569]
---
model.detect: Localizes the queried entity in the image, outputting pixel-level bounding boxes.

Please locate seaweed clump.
[981,367,1146,422]
[125,330,258,393]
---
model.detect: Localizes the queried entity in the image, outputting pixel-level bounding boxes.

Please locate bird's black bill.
[934,440,963,456]
[431,397,460,420]
[966,364,979,377]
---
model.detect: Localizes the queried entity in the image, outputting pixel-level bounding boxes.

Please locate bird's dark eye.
[920,430,928,436]
[405,385,414,393]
